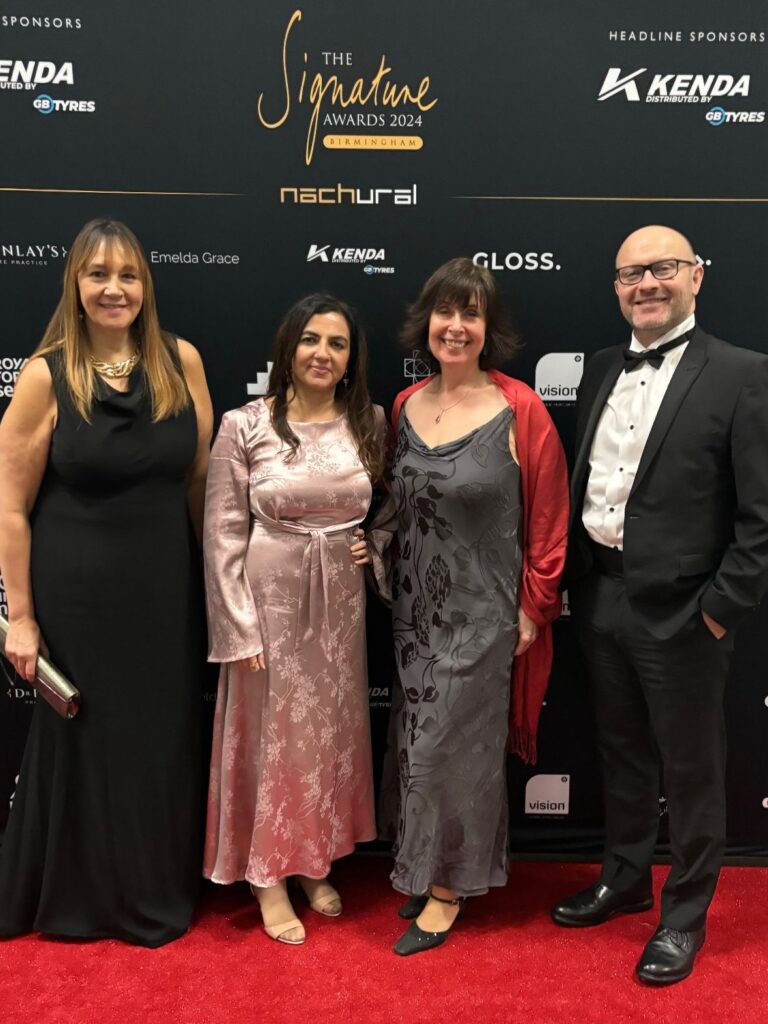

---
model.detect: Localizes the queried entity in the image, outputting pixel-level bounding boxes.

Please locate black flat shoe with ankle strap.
[393,891,466,956]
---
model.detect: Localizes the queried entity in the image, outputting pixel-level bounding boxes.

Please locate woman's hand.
[514,608,540,656]
[235,652,266,673]
[5,616,47,682]
[348,528,371,566]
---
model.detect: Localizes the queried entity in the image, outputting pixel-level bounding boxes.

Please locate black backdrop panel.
[1,0,767,854]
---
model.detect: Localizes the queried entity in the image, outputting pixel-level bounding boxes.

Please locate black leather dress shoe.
[398,893,428,920]
[635,926,706,985]
[551,883,653,927]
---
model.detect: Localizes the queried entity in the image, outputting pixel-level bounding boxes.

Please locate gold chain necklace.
[90,351,141,378]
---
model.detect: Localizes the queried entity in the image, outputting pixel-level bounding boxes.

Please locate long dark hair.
[400,257,520,372]
[266,294,385,483]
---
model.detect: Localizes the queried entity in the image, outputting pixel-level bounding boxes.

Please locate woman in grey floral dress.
[380,258,568,956]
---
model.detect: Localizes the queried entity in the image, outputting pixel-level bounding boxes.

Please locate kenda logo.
[247,362,273,396]
[598,67,750,103]
[525,775,570,815]
[0,58,73,89]
[307,244,386,264]
[535,353,583,404]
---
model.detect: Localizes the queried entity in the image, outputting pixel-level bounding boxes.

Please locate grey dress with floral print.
[381,405,522,897]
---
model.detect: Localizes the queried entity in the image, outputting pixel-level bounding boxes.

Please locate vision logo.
[247,362,273,396]
[598,67,647,102]
[535,353,583,404]
[525,774,570,815]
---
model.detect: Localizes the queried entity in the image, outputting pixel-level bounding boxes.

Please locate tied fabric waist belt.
[589,539,624,577]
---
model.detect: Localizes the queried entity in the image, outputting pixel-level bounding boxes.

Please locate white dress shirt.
[582,314,696,550]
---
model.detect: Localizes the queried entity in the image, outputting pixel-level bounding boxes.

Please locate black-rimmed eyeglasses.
[615,259,697,286]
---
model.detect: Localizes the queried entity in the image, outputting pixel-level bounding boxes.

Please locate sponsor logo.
[257,9,436,164]
[473,251,561,272]
[659,796,668,818]
[1,16,83,30]
[525,774,571,816]
[149,250,240,265]
[368,686,390,708]
[281,183,417,206]
[762,797,768,809]
[608,29,766,45]
[33,93,94,114]
[0,242,68,267]
[0,58,73,89]
[0,356,28,399]
[560,590,570,618]
[247,363,274,396]
[598,67,750,103]
[307,244,386,264]
[363,264,394,275]
[706,105,765,125]
[403,350,432,383]
[535,353,583,404]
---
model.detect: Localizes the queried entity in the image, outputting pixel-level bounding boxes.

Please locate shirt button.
[609,507,615,512]
[619,467,624,471]
[641,381,646,386]
[629,425,634,430]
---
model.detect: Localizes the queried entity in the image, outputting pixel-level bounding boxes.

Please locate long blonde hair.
[34,218,189,422]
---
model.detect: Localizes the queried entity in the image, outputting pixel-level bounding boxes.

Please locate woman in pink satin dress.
[203,294,387,945]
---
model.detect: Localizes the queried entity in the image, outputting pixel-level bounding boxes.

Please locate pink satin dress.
[202,399,379,886]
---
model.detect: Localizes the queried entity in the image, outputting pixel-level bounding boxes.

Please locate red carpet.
[1,857,766,1024]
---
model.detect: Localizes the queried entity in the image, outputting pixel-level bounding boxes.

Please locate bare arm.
[0,358,56,680]
[178,339,213,546]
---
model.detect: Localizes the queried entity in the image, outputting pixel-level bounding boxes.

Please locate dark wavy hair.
[400,257,520,372]
[266,294,385,483]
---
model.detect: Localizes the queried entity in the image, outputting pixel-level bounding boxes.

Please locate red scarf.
[391,370,569,763]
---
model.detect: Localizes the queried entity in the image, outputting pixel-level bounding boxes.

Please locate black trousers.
[573,566,735,931]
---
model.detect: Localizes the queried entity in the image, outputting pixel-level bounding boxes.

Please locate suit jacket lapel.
[628,331,709,499]
[569,351,624,531]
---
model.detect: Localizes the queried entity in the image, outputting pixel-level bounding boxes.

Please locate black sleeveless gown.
[0,351,205,947]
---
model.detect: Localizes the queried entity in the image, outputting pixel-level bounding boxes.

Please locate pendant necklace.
[434,391,471,424]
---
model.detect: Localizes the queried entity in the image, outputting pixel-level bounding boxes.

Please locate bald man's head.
[614,224,703,346]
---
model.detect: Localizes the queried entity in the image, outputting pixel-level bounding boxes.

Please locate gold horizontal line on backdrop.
[454,194,768,203]
[0,187,243,196]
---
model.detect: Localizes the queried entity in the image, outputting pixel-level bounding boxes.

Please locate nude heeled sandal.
[250,882,306,945]
[297,876,343,917]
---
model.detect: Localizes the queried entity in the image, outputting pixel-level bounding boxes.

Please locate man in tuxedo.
[550,225,768,984]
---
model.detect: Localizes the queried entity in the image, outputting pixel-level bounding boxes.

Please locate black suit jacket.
[567,327,768,638]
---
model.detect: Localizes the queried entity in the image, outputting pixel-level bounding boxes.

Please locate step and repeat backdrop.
[1,1,767,855]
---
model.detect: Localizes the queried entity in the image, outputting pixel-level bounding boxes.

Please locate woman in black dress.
[0,218,213,946]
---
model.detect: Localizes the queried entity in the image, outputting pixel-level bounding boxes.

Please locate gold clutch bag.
[0,615,81,719]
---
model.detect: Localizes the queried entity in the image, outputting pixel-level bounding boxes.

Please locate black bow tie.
[623,331,692,373]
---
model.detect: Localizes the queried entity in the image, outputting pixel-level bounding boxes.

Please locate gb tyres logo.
[33,93,95,114]
[525,775,571,815]
[706,105,764,125]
